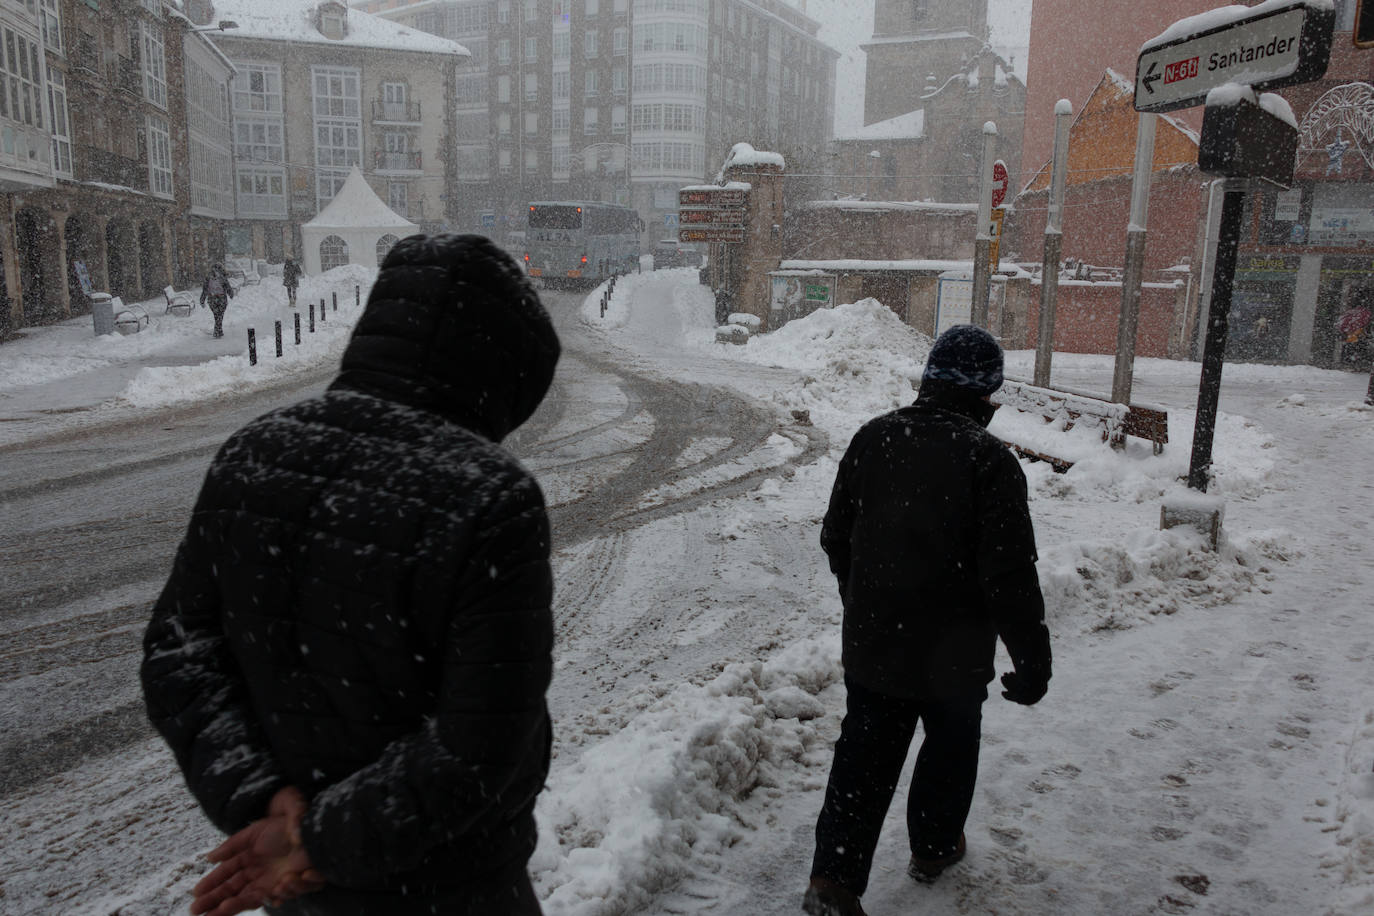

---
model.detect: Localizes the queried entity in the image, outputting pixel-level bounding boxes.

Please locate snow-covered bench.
[163,285,193,316]
[112,297,150,335]
[990,379,1168,472]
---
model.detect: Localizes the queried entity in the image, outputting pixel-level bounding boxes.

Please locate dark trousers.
[286,284,297,306]
[265,862,542,916]
[207,295,227,337]
[810,675,984,896]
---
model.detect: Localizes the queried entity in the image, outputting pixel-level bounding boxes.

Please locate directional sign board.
[1135,0,1334,113]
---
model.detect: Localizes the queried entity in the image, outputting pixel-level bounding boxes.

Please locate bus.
[523,201,641,287]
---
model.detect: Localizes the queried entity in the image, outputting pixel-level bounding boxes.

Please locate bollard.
[310,302,316,333]
[294,312,301,344]
[355,285,360,307]
[332,291,338,311]
[248,328,257,366]
[319,297,326,323]
[275,321,283,358]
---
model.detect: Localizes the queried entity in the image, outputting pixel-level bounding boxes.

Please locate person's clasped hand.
[1000,669,1049,706]
[190,786,325,916]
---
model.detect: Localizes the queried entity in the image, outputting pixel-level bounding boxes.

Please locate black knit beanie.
[920,324,1004,396]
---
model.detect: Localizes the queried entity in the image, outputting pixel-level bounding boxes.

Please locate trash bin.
[90,293,114,336]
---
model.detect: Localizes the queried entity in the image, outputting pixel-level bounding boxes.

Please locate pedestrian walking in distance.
[803,325,1053,916]
[143,234,561,916]
[282,256,302,308]
[200,263,234,338]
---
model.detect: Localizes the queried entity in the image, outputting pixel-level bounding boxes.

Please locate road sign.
[1198,90,1299,187]
[679,187,747,208]
[680,226,746,243]
[1135,0,1334,113]
[990,160,1009,208]
[680,208,745,226]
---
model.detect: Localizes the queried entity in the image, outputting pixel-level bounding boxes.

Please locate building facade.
[826,0,1025,205]
[189,0,463,265]
[364,0,837,249]
[0,0,236,337]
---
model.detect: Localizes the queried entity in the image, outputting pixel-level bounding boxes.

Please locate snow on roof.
[679,181,752,192]
[715,143,784,182]
[862,30,976,48]
[202,0,467,56]
[304,166,418,229]
[834,109,925,142]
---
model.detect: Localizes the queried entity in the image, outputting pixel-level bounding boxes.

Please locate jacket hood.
[915,378,998,428]
[329,233,560,441]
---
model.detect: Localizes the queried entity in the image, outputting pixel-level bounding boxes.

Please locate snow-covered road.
[0,266,1370,915]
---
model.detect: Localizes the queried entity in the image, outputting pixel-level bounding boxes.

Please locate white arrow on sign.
[1135,0,1332,114]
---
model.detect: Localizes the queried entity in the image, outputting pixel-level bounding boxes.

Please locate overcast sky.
[807,0,1034,136]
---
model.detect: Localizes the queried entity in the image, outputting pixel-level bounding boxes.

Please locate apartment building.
[0,0,236,335]
[186,0,465,263]
[363,0,837,247]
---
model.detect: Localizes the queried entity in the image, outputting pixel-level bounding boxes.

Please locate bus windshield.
[528,205,584,230]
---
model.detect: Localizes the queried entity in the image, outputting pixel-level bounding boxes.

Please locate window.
[524,0,537,21]
[312,67,359,118]
[524,72,538,101]
[552,107,570,132]
[585,0,599,15]
[553,144,570,171]
[612,104,626,134]
[584,30,597,57]
[377,232,401,260]
[496,39,510,64]
[312,66,361,209]
[525,111,537,134]
[315,121,361,168]
[584,106,598,134]
[585,69,598,97]
[455,73,484,105]
[0,28,46,130]
[387,183,407,216]
[613,27,627,55]
[524,148,538,172]
[524,36,537,62]
[237,168,286,216]
[497,0,510,23]
[614,0,627,12]
[499,148,512,172]
[498,111,511,135]
[497,74,510,102]
[235,118,284,163]
[39,0,60,52]
[146,114,173,197]
[233,63,282,113]
[46,67,71,176]
[553,70,570,99]
[554,33,569,59]
[319,235,349,272]
[140,23,167,109]
[612,67,626,95]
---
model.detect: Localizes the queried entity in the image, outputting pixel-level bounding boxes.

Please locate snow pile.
[1327,708,1374,915]
[532,640,842,915]
[1038,525,1294,633]
[121,265,378,407]
[715,299,932,435]
[577,273,641,329]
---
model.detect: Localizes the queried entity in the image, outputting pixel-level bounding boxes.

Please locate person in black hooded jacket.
[142,234,561,916]
[803,325,1052,916]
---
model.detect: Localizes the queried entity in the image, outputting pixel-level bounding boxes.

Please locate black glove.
[1000,669,1049,705]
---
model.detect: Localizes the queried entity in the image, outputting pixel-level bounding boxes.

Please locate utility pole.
[1112,112,1157,407]
[1034,99,1073,387]
[971,121,997,328]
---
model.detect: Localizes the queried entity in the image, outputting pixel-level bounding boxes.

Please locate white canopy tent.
[301,166,419,275]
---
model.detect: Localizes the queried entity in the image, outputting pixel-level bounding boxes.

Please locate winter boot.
[802,876,866,916]
[908,832,966,883]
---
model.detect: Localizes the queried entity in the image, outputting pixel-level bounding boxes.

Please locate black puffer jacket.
[142,234,560,896]
[821,382,1051,699]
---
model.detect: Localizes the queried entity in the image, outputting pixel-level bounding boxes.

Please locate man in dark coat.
[143,234,561,916]
[200,264,235,338]
[803,325,1052,916]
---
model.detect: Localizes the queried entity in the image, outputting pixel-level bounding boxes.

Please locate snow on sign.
[1134,0,1334,114]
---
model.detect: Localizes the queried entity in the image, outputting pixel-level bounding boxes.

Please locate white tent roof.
[304,166,418,231]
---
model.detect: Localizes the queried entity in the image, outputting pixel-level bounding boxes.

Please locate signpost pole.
[1112,112,1158,407]
[1034,100,1073,387]
[1188,179,1248,491]
[971,122,997,329]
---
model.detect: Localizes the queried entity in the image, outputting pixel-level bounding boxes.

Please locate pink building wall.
[1021,0,1215,188]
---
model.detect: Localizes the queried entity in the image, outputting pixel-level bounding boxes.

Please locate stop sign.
[991,160,1009,208]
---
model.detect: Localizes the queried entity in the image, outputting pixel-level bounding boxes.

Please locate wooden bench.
[991,379,1169,472]
[163,285,194,316]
